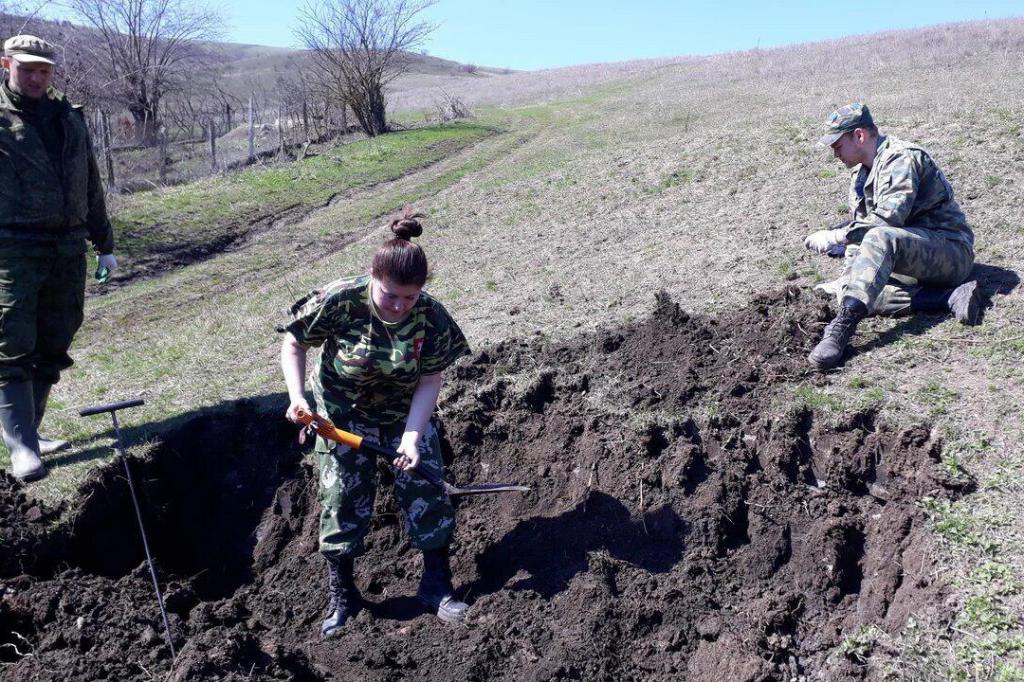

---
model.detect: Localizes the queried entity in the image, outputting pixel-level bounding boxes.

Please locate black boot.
[321,555,356,638]
[808,296,867,371]
[32,380,68,455]
[417,546,468,624]
[911,280,980,325]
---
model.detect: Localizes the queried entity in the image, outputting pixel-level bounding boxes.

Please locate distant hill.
[0,12,505,110]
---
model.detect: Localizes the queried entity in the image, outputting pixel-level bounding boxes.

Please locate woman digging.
[280,208,471,636]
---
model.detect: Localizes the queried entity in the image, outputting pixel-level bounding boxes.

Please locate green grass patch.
[655,167,695,191]
[918,380,961,417]
[111,122,496,269]
[840,624,884,664]
[920,497,999,554]
[794,385,843,412]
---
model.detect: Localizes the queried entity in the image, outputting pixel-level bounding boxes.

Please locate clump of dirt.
[0,288,972,681]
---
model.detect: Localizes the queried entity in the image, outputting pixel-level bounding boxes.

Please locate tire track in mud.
[93,129,529,295]
[0,287,975,681]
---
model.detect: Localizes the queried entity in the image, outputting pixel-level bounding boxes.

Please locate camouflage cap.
[818,103,873,146]
[3,34,56,65]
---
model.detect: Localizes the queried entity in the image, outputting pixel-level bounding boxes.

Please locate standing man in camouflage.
[0,35,117,481]
[804,103,978,370]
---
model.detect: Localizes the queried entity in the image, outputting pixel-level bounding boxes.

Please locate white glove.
[803,229,846,255]
[98,254,118,272]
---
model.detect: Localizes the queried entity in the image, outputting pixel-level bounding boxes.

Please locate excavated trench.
[0,288,974,681]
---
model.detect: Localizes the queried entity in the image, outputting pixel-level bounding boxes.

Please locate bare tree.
[66,0,224,144]
[296,0,436,137]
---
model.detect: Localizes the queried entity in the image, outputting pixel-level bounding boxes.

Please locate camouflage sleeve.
[285,293,339,348]
[842,152,921,243]
[419,300,471,375]
[82,112,114,255]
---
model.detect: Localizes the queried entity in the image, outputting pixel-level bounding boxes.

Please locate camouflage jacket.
[0,84,114,254]
[840,136,973,247]
[286,275,471,428]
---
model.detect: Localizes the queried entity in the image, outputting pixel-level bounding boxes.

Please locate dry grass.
[8,16,1024,678]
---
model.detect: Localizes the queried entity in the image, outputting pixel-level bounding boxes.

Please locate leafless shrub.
[295,0,436,137]
[432,89,472,122]
[66,0,225,145]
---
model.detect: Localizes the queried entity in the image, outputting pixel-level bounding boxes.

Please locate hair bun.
[390,218,423,240]
[389,206,425,240]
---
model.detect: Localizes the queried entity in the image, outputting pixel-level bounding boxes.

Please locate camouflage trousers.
[828,227,974,315]
[0,232,88,384]
[316,418,454,560]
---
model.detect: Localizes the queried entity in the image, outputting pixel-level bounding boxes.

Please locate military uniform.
[0,83,114,383]
[0,34,116,481]
[807,102,979,371]
[285,274,470,559]
[833,135,974,315]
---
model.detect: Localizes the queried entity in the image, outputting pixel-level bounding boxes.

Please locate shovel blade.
[446,483,531,496]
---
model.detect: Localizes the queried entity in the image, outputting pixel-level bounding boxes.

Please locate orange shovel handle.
[294,408,364,450]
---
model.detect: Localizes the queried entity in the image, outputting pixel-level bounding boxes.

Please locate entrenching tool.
[295,408,530,496]
[79,398,177,663]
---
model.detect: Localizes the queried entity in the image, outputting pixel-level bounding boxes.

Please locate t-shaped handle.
[79,398,145,417]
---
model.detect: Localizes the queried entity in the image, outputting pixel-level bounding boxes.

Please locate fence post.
[209,118,218,170]
[100,110,115,188]
[247,94,256,162]
[277,106,285,156]
[226,103,233,131]
[158,126,168,183]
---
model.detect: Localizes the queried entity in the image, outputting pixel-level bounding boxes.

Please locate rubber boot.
[911,281,980,326]
[0,381,46,482]
[808,297,867,371]
[321,555,356,638]
[417,546,468,624]
[32,380,68,455]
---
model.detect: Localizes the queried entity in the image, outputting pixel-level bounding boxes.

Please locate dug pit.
[0,288,973,681]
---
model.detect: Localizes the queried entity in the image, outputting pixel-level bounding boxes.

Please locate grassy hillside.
[7,16,1024,678]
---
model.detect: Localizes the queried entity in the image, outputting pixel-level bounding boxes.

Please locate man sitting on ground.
[804,102,979,371]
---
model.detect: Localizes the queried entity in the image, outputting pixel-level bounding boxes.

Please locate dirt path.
[95,133,506,294]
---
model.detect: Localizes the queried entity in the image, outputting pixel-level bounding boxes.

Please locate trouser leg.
[317,422,378,560]
[0,240,50,384]
[33,236,87,385]
[386,420,456,551]
[31,379,69,454]
[842,227,974,314]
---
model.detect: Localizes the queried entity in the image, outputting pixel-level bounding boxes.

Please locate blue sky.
[197,1,1021,69]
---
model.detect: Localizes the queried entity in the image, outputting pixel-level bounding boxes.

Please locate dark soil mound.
[0,288,972,681]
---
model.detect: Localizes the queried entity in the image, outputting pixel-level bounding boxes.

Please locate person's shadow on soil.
[463,490,685,601]
[852,263,1019,357]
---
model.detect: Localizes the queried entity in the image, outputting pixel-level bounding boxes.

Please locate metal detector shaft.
[79,398,176,663]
